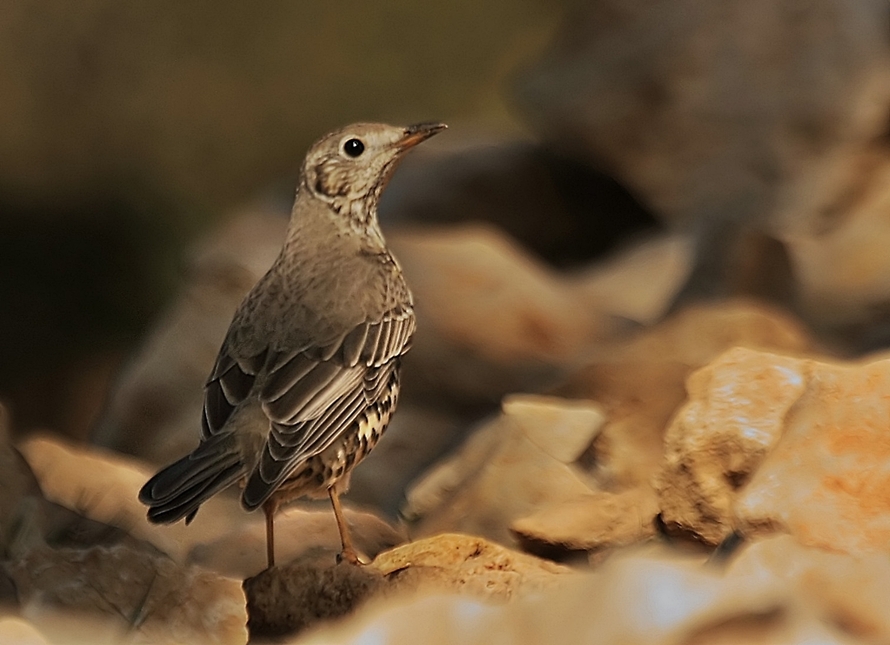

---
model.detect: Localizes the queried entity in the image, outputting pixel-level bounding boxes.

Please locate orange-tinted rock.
[556,300,814,490]
[371,533,569,600]
[735,352,890,552]
[656,347,808,543]
[656,344,890,552]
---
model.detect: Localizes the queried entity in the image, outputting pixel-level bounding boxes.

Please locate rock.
[0,617,47,645]
[733,351,890,552]
[511,488,659,558]
[501,394,605,463]
[371,533,570,599]
[555,299,814,491]
[517,0,890,237]
[657,345,890,551]
[572,232,693,326]
[17,434,236,562]
[656,347,808,544]
[390,223,619,411]
[294,541,868,645]
[403,395,605,546]
[9,545,247,645]
[244,533,567,641]
[91,206,286,465]
[730,535,890,641]
[789,153,890,348]
[244,560,384,640]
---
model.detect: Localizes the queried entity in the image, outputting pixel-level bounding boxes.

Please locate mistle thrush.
[139,122,446,567]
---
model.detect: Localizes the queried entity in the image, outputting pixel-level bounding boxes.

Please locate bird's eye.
[342,138,365,157]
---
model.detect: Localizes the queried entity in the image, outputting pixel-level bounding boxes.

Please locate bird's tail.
[138,433,244,524]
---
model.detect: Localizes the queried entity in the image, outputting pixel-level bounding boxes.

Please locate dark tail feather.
[139,433,243,524]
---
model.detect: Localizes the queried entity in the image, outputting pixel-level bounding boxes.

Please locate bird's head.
[299,122,446,236]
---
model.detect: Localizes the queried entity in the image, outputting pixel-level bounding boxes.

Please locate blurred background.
[6,2,890,640]
[0,0,575,437]
[3,0,890,461]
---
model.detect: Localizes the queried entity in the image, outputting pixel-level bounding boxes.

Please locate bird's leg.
[262,498,278,569]
[328,487,361,565]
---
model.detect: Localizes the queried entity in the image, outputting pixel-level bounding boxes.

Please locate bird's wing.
[226,307,414,510]
[201,347,268,439]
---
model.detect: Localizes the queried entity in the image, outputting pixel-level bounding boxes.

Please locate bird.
[139,121,446,568]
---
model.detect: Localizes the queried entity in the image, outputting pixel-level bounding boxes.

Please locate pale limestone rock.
[511,487,658,555]
[243,533,568,641]
[571,233,693,325]
[9,545,247,645]
[402,397,603,546]
[734,355,890,552]
[501,394,605,463]
[0,617,48,645]
[556,300,814,490]
[729,535,890,642]
[371,533,569,600]
[657,347,808,543]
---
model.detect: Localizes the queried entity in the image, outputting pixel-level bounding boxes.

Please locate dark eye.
[343,138,365,157]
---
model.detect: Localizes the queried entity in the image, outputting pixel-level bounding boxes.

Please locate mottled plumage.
[139,122,445,567]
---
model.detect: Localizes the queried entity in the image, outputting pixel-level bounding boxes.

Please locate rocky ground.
[5,1,890,644]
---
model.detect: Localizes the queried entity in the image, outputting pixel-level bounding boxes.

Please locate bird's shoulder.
[222,246,413,365]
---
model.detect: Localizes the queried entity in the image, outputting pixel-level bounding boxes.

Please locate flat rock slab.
[8,545,247,645]
[18,434,403,578]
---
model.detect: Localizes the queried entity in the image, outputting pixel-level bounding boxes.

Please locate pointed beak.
[397,122,448,150]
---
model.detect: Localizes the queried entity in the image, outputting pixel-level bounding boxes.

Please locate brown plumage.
[139,122,446,567]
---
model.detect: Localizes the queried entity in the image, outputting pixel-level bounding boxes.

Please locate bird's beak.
[397,122,448,150]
